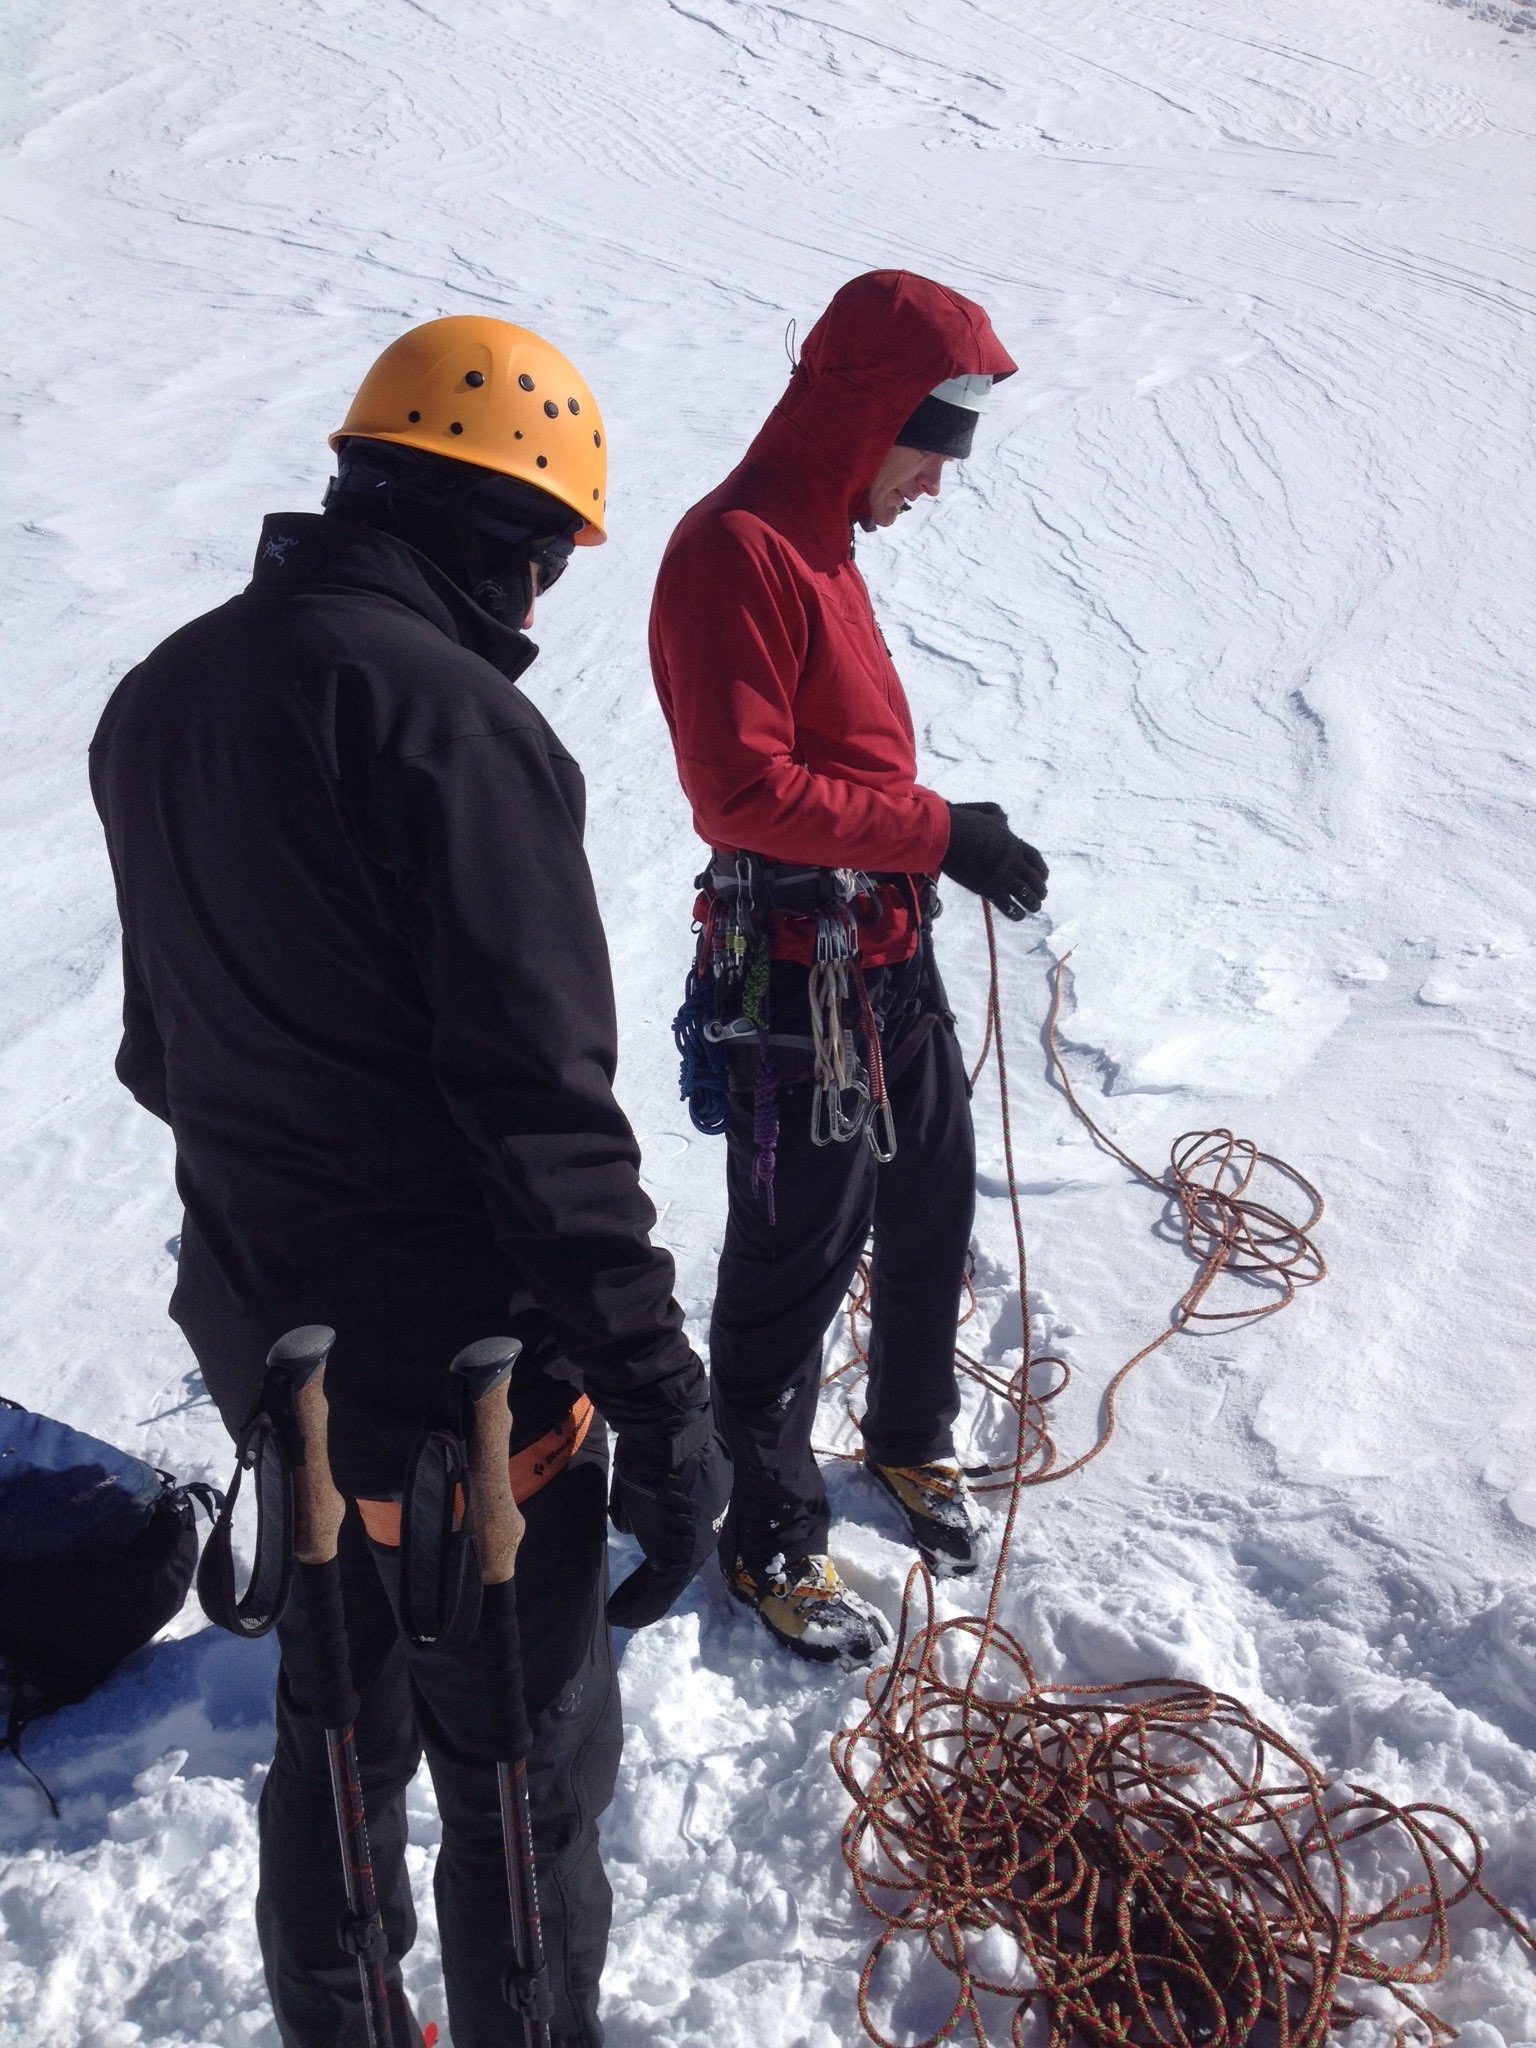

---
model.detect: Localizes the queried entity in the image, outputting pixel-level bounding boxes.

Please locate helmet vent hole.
[518,373,535,392]
[449,421,464,435]
[536,455,549,468]
[408,410,421,423]
[465,370,485,388]
[592,488,599,500]
[514,430,524,439]
[568,398,580,415]
[543,400,559,419]
[593,431,602,448]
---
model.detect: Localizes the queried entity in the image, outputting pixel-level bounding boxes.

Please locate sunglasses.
[529,531,576,593]
[471,508,577,594]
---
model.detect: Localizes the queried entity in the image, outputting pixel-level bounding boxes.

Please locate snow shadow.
[0,1625,278,1851]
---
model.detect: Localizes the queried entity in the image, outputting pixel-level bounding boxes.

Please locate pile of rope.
[830,907,1534,2044]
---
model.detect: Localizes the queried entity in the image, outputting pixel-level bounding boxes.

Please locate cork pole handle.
[266,1325,345,1568]
[450,1337,525,1587]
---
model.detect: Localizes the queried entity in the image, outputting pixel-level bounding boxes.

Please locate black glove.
[605,1409,732,1629]
[940,801,1049,920]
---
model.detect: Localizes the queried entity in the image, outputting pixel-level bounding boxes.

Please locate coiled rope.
[830,905,1535,2044]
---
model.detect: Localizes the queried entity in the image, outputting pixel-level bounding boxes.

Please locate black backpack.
[0,1395,221,1811]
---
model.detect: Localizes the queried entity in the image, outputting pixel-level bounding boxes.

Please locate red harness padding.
[766,880,921,968]
[690,877,922,969]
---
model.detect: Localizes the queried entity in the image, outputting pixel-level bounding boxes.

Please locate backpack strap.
[152,1469,225,1526]
[4,1692,60,1819]
[177,1480,225,1524]
[196,1374,299,1637]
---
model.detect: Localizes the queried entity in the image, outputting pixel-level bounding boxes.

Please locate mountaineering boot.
[727,1554,892,1668]
[867,1460,979,1577]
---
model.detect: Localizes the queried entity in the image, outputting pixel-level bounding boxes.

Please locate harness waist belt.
[707,851,912,916]
[356,1395,594,1548]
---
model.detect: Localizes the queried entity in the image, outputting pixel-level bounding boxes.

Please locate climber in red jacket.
[650,270,1048,1664]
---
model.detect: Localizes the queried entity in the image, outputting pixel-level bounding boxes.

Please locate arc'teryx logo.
[262,532,298,564]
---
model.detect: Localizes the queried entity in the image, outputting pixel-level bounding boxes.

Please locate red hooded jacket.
[649,272,1017,918]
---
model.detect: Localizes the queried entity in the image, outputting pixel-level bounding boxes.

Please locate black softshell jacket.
[90,513,699,1493]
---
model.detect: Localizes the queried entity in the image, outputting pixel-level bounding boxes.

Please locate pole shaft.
[449,1345,552,2047]
[327,1725,394,2048]
[498,1760,551,2048]
[269,1331,395,2048]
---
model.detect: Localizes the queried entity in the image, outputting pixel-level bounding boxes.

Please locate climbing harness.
[829,905,1536,2045]
[673,854,915,1203]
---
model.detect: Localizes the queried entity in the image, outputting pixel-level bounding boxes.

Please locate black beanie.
[894,392,978,460]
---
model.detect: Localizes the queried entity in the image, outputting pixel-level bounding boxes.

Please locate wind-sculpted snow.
[1,0,1533,2040]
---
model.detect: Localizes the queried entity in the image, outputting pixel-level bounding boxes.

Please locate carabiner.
[811,1075,871,1147]
[703,1014,760,1044]
[831,1078,871,1144]
[811,1083,837,1147]
[866,1097,898,1164]
[816,904,856,965]
[838,1082,873,1143]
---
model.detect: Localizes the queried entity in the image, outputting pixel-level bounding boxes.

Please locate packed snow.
[2,0,1534,2040]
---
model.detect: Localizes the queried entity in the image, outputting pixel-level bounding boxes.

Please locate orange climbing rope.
[830,905,1535,2045]
[823,926,1327,1487]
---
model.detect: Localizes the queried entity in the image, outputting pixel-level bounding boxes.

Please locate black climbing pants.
[256,1435,620,2048]
[710,1003,975,1575]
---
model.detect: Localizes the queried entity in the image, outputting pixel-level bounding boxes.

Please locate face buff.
[324,439,581,623]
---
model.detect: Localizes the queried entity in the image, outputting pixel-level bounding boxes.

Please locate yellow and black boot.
[726,1554,891,1667]
[867,1460,979,1577]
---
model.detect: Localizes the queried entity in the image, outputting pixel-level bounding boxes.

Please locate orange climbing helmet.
[330,316,607,544]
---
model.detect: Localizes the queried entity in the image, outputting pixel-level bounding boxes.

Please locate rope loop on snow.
[831,903,1536,2044]
[824,933,1327,1486]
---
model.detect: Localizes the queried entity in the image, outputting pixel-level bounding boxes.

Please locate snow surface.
[2,0,1535,2040]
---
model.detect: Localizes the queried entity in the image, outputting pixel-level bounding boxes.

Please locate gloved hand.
[606,1408,732,1628]
[940,801,1049,920]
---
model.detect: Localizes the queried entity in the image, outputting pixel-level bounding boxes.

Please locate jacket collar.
[248,512,539,683]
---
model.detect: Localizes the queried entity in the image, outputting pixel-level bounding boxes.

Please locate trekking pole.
[448,1337,553,2048]
[268,1325,396,2048]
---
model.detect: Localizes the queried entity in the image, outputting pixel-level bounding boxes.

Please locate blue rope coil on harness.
[674,966,732,1136]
